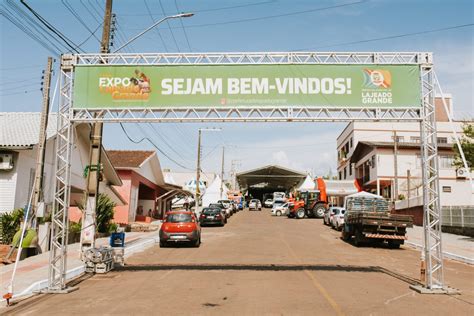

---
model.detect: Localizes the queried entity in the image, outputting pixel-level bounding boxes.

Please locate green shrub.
[96,194,116,233]
[0,208,25,244]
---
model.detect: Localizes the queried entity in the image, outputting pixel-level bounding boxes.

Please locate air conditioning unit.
[456,168,468,179]
[0,153,14,170]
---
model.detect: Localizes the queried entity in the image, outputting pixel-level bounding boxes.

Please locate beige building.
[336,96,473,213]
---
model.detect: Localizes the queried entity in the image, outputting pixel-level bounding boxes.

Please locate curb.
[405,241,474,265]
[1,233,160,303]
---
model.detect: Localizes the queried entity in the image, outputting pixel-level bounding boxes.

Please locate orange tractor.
[287,177,362,219]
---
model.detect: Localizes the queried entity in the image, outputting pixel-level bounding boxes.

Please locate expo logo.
[99,77,132,87]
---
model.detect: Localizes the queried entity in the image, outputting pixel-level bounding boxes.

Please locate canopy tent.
[202,175,229,207]
[296,175,315,191]
[318,180,360,196]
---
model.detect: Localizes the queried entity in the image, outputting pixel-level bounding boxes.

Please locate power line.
[119,123,194,171]
[120,0,275,17]
[20,0,84,53]
[142,0,169,52]
[61,0,101,43]
[2,7,61,56]
[0,64,43,70]
[0,89,39,97]
[126,0,367,31]
[157,0,181,52]
[174,0,192,51]
[80,0,101,23]
[294,23,474,50]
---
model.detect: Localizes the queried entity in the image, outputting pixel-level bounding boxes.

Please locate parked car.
[209,203,231,218]
[331,208,346,230]
[218,199,235,215]
[271,202,289,216]
[264,199,274,208]
[199,207,226,226]
[159,211,201,247]
[272,200,285,210]
[328,207,345,228]
[323,208,336,225]
[249,199,262,211]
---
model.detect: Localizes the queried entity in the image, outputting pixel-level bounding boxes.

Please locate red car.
[159,211,201,247]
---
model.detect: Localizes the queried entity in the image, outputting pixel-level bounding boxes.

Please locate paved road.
[6,210,474,315]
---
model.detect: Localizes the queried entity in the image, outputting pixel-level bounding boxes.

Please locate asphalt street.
[5,209,474,315]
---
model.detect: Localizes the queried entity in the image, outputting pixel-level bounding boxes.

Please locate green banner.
[72,64,421,108]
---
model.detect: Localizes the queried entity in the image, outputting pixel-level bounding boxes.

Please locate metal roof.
[237,165,306,190]
[0,112,58,148]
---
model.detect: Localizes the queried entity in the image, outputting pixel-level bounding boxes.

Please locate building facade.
[335,97,473,221]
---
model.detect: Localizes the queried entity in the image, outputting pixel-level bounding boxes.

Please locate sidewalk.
[406,226,474,265]
[1,230,160,302]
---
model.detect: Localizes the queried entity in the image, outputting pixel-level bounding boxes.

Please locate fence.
[442,206,474,228]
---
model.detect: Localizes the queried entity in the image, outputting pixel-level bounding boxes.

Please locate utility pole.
[195,129,202,215]
[393,130,399,201]
[230,159,241,190]
[220,146,225,198]
[407,169,411,208]
[31,57,53,231]
[81,0,113,252]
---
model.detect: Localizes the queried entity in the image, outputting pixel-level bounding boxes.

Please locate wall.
[0,152,18,212]
[113,170,132,224]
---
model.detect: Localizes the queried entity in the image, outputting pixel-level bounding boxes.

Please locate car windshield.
[166,213,192,223]
[218,200,230,204]
[209,204,223,208]
[203,209,220,215]
[282,203,288,207]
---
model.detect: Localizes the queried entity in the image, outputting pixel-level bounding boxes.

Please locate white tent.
[202,175,229,207]
[296,175,315,191]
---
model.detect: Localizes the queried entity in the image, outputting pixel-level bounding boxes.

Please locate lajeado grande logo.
[99,69,151,100]
[361,69,393,104]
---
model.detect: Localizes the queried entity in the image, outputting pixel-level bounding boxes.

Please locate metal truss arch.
[49,52,444,294]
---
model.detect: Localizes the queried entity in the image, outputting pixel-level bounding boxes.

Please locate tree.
[453,123,474,170]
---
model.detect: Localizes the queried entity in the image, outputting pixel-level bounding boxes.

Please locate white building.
[335,97,473,222]
[0,112,124,215]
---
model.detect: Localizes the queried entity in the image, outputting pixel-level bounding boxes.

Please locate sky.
[1,0,473,178]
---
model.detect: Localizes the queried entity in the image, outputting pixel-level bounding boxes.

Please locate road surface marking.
[384,291,414,305]
[279,233,345,316]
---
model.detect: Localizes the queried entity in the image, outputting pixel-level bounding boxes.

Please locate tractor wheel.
[313,204,326,218]
[296,208,306,219]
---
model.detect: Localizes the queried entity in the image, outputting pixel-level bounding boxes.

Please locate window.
[442,186,451,193]
[166,213,192,223]
[350,137,353,148]
[439,155,454,169]
[410,136,420,143]
[371,155,376,168]
[349,164,353,176]
[437,137,448,144]
[343,167,347,179]
[339,171,342,180]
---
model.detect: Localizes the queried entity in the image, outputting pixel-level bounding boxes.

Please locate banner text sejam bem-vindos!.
[72,64,421,109]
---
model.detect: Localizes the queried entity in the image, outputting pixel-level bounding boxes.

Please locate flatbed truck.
[341,192,413,248]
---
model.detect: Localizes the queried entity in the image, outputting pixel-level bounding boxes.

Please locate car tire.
[341,230,350,241]
[354,229,363,247]
[159,241,166,248]
[194,236,201,248]
[276,210,282,216]
[296,208,305,219]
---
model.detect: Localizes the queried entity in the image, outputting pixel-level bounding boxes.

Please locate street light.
[195,128,222,215]
[113,12,195,53]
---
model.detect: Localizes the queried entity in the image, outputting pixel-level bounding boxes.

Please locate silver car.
[248,199,262,211]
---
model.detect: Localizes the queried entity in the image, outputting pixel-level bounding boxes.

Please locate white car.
[248,199,262,211]
[330,207,346,230]
[218,200,234,215]
[271,202,289,216]
[264,199,274,208]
